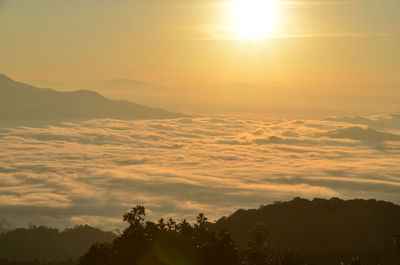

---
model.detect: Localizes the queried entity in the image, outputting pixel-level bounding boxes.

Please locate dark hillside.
[0,225,115,262]
[213,197,400,250]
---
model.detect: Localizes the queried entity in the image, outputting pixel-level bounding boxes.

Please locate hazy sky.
[1,1,400,228]
[0,0,399,91]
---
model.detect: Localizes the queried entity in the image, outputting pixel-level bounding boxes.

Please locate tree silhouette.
[78,204,400,265]
[122,205,145,226]
[3,200,400,265]
[79,206,240,265]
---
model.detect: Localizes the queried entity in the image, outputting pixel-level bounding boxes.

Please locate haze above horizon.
[0,0,399,87]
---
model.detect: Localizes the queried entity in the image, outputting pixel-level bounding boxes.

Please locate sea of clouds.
[1,113,400,229]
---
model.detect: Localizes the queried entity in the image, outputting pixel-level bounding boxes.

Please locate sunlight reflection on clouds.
[0,115,399,229]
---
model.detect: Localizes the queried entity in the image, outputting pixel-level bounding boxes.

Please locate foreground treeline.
[1,198,400,265]
[78,206,400,265]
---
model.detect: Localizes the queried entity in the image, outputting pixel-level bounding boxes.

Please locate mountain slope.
[212,197,400,250]
[0,74,185,120]
[0,225,115,261]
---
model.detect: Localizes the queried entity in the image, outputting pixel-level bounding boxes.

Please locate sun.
[231,0,278,39]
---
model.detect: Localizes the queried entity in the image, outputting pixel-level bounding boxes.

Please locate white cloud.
[0,115,399,229]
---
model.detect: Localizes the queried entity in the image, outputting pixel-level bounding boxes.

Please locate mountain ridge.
[212,197,400,250]
[0,74,185,120]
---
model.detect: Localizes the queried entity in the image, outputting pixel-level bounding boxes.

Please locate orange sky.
[0,0,399,116]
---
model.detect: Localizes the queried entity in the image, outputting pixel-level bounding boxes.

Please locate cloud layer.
[0,114,400,229]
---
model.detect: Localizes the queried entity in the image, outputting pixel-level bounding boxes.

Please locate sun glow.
[231,0,278,39]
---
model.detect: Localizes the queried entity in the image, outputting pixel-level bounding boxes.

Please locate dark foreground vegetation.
[0,225,115,263]
[78,204,400,265]
[0,198,399,265]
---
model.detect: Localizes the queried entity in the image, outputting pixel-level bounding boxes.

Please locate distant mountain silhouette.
[0,74,185,120]
[0,225,115,262]
[327,126,400,141]
[326,112,400,130]
[213,197,400,250]
[93,79,155,89]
